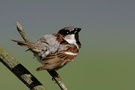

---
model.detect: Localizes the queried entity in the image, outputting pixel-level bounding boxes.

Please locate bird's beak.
[75,28,81,32]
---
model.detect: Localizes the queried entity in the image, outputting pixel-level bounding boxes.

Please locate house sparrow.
[12,27,81,71]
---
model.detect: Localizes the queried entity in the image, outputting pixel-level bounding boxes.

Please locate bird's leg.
[36,66,62,80]
[48,70,61,80]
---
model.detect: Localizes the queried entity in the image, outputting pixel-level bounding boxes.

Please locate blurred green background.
[0,0,135,90]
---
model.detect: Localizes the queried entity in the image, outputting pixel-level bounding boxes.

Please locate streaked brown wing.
[40,51,70,70]
[36,44,78,71]
[37,51,75,71]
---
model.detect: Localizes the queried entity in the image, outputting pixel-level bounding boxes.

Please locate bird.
[12,27,81,72]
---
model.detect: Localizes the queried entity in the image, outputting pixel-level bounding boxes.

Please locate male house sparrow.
[12,27,81,71]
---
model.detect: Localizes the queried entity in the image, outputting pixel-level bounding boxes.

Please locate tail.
[12,39,42,55]
[12,39,34,50]
[12,40,27,46]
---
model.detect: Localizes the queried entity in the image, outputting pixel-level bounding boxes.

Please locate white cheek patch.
[65,52,78,56]
[64,34,76,44]
[64,34,79,49]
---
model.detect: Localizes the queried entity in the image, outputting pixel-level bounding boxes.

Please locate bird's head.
[58,27,81,48]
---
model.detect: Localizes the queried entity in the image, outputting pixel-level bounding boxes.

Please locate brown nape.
[53,34,68,44]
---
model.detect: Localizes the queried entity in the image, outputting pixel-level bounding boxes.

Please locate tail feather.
[12,39,42,55]
[12,39,34,49]
[12,39,27,46]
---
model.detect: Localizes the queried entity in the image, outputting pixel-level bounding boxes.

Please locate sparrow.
[12,27,81,72]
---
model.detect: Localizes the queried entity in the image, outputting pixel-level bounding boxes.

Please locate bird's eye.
[58,29,70,35]
[66,31,70,34]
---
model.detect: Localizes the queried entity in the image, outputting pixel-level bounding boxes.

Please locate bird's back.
[35,34,60,59]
